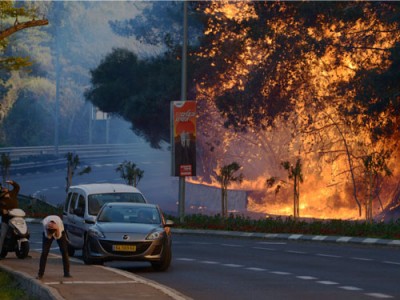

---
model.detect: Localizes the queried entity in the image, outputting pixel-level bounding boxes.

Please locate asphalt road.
[12,144,179,213]
[28,223,400,300]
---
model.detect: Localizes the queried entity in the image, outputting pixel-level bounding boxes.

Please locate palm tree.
[282,158,303,219]
[0,153,11,185]
[65,152,91,192]
[216,162,243,218]
[116,160,144,187]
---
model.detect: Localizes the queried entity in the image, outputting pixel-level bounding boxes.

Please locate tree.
[65,152,91,192]
[361,151,392,222]
[216,162,243,218]
[85,48,181,148]
[0,1,49,71]
[115,160,144,187]
[282,159,304,219]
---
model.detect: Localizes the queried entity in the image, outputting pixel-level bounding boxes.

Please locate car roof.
[68,183,143,195]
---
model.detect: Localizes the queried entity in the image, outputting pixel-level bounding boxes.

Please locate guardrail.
[0,143,144,161]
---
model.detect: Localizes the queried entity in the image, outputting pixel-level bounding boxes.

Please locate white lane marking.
[47,280,137,285]
[220,244,243,248]
[351,257,373,261]
[257,242,286,245]
[246,267,267,272]
[316,253,342,258]
[364,293,393,298]
[253,247,275,251]
[296,276,317,280]
[383,261,400,266]
[339,286,363,291]
[100,266,192,300]
[222,264,243,268]
[286,250,307,254]
[191,242,212,245]
[270,271,291,275]
[200,261,219,264]
[317,281,339,285]
[176,258,196,261]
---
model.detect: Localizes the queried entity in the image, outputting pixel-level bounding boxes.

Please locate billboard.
[171,101,196,177]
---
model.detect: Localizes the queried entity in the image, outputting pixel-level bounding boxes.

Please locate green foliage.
[172,214,400,240]
[216,162,243,218]
[85,48,181,148]
[115,160,144,187]
[65,152,91,192]
[0,271,37,300]
[18,194,62,219]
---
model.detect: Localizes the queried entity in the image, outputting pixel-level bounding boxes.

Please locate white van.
[62,183,147,256]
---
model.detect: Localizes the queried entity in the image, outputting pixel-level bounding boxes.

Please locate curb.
[0,263,63,300]
[171,228,400,247]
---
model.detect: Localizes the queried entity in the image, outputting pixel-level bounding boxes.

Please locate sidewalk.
[0,251,190,300]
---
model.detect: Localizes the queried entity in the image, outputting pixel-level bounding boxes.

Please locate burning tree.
[87,1,400,219]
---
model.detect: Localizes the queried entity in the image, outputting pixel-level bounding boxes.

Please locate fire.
[191,2,400,220]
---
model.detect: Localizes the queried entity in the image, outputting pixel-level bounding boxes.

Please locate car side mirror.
[164,219,174,227]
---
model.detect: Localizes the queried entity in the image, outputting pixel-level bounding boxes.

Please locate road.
[12,143,179,213]
[27,223,400,300]
[13,149,400,299]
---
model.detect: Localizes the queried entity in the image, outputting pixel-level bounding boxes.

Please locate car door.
[64,193,80,248]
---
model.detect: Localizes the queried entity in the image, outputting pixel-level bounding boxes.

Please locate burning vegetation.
[191,1,400,221]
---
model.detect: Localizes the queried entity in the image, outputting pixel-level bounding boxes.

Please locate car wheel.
[15,241,29,259]
[151,244,171,272]
[82,239,103,265]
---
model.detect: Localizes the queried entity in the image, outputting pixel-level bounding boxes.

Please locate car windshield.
[88,193,146,215]
[97,205,161,224]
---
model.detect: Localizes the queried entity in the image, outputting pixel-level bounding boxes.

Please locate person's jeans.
[0,222,9,255]
[38,232,70,276]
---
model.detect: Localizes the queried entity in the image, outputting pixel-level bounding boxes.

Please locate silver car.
[82,202,173,271]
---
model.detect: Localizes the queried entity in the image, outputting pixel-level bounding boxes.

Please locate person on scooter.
[37,215,71,279]
[0,180,20,258]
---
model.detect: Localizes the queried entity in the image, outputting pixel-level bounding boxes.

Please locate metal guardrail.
[0,143,143,161]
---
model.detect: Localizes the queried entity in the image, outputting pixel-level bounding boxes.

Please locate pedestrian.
[37,215,71,279]
[0,180,20,258]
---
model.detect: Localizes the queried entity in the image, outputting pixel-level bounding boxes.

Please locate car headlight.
[146,230,164,240]
[88,228,105,238]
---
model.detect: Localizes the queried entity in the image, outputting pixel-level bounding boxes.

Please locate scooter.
[0,208,30,259]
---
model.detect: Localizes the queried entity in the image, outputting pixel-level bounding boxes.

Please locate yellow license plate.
[113,245,136,252]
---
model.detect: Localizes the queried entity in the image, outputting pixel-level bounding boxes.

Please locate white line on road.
[246,267,267,272]
[351,257,373,261]
[286,250,307,254]
[252,247,275,251]
[364,293,393,298]
[296,276,317,280]
[270,271,291,275]
[222,264,244,268]
[316,253,342,258]
[339,286,363,291]
[200,261,219,264]
[383,261,400,266]
[220,244,243,247]
[317,281,339,285]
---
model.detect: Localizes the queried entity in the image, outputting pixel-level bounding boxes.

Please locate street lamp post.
[178,1,188,223]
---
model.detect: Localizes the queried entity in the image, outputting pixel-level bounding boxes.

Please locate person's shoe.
[64,273,72,278]
[36,275,43,280]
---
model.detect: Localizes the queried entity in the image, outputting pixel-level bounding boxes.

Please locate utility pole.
[178,1,188,223]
